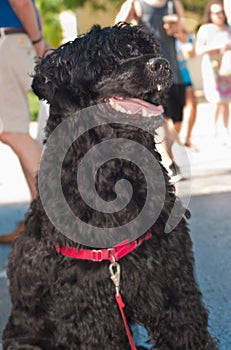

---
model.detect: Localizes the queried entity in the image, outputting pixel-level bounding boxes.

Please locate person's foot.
[0,221,25,244]
[169,161,183,183]
[184,141,199,152]
[223,133,231,147]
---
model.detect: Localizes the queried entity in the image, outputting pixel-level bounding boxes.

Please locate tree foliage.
[37,0,209,23]
[37,0,209,47]
[181,0,208,17]
[37,0,114,46]
[38,0,113,13]
[37,0,210,16]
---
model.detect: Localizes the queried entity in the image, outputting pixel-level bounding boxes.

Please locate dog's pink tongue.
[109,97,163,116]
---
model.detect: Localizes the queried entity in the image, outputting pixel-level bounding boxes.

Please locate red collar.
[55,231,152,262]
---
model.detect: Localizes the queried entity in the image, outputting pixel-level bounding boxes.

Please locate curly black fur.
[3,24,218,349]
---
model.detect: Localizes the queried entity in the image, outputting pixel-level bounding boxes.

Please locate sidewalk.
[1,102,230,205]
[0,101,231,349]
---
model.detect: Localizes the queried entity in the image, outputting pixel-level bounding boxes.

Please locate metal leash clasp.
[109,260,121,295]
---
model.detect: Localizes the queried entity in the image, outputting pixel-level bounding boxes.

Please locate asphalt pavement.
[0,101,231,349]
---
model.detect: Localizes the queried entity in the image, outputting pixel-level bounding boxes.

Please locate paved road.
[0,102,231,349]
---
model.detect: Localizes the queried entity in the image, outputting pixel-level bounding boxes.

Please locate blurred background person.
[0,0,50,244]
[115,0,189,182]
[224,0,231,25]
[195,0,231,143]
[176,34,199,152]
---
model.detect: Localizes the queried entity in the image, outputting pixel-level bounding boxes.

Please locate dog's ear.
[32,56,54,103]
[32,49,73,105]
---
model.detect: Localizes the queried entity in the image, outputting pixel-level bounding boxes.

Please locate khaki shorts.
[0,32,36,133]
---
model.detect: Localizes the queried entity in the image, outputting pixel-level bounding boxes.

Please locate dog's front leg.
[3,318,54,350]
[3,318,53,350]
[2,297,55,350]
[153,234,218,349]
[2,335,52,350]
[131,227,218,349]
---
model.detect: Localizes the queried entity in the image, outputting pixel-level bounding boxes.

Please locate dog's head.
[32,24,172,110]
[34,24,179,247]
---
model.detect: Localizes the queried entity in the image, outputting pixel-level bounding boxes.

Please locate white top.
[195,23,231,103]
[196,23,231,54]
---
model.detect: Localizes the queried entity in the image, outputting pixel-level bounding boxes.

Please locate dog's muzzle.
[146,57,172,91]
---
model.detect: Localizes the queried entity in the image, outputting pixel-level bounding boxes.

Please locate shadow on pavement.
[189,191,231,350]
[0,202,29,350]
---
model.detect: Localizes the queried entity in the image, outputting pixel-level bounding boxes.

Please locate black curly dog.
[2,24,218,350]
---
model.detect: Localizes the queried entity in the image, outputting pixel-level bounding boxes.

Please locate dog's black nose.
[147,57,170,73]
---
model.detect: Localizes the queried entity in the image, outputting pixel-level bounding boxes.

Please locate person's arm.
[173,0,188,41]
[114,0,141,25]
[163,0,189,42]
[195,25,212,55]
[174,0,184,18]
[224,0,231,23]
[8,0,47,57]
[179,35,195,59]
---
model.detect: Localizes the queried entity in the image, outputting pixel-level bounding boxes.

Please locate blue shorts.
[130,323,154,349]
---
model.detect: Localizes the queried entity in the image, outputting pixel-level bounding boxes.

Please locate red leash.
[116,293,137,350]
[109,261,137,350]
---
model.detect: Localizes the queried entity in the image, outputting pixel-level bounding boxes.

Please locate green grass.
[28,92,40,121]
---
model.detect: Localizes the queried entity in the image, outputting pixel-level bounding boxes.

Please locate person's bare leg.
[214,103,221,136]
[161,118,182,167]
[173,121,182,134]
[0,132,41,243]
[222,103,230,131]
[184,88,198,151]
[159,118,183,182]
[0,132,41,199]
[221,103,230,145]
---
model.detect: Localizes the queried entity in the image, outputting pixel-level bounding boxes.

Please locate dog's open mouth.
[108,97,163,118]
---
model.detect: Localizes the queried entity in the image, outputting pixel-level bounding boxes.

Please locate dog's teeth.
[119,106,126,113]
[157,84,162,91]
[113,103,120,112]
[109,101,116,108]
[127,110,132,114]
[116,105,126,113]
[116,104,126,113]
[110,102,127,113]
[142,108,148,117]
